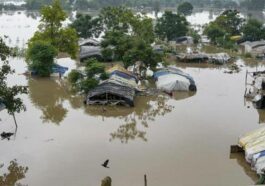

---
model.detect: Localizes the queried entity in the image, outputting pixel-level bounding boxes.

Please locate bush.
[26,41,57,77]
[80,79,99,94]
[85,59,105,78]
[68,70,82,84]
[245,52,252,58]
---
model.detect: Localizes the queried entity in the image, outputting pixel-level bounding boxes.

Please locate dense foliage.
[71,13,102,39]
[100,6,159,68]
[26,41,57,77]
[177,2,193,16]
[28,0,78,59]
[242,19,265,41]
[204,10,244,48]
[155,11,189,41]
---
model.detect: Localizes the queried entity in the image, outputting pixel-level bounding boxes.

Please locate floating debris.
[1,132,14,140]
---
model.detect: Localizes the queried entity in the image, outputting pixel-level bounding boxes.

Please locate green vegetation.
[242,19,265,42]
[0,37,28,123]
[68,58,106,93]
[26,41,57,77]
[71,13,102,39]
[177,2,193,16]
[28,0,78,59]
[100,6,159,68]
[155,11,188,41]
[204,10,244,49]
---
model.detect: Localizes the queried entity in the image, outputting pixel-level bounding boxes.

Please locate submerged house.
[79,46,103,62]
[240,40,265,58]
[153,66,197,93]
[245,71,265,109]
[86,82,135,107]
[79,38,100,47]
[85,65,138,107]
[169,36,194,45]
[237,126,265,184]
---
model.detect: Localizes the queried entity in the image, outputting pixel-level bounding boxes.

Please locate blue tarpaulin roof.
[110,70,138,82]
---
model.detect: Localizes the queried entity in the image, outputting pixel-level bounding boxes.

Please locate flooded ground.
[1,11,265,186]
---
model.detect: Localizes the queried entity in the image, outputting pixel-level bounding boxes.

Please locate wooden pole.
[144,174,147,186]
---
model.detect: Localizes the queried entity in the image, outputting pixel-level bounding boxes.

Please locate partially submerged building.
[176,52,231,64]
[79,38,100,47]
[169,36,194,45]
[79,46,102,62]
[86,82,135,107]
[240,40,265,58]
[85,65,138,107]
[153,66,197,93]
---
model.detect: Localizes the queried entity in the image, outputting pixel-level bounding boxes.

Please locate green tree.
[28,0,78,58]
[155,11,189,41]
[214,10,245,36]
[0,37,28,127]
[100,6,157,67]
[26,41,57,77]
[242,18,265,41]
[177,2,193,16]
[203,23,226,44]
[71,13,102,39]
[204,9,245,48]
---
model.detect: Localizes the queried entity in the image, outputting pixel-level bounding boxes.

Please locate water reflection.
[230,153,258,182]
[28,78,69,125]
[0,159,28,186]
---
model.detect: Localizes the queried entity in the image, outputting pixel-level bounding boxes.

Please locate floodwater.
[1,11,265,186]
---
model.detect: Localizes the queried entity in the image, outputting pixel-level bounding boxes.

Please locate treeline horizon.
[1,0,264,12]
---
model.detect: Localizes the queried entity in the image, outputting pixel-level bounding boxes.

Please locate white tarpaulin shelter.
[156,74,191,93]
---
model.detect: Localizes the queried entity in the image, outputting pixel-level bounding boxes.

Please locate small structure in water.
[240,40,265,59]
[85,64,138,107]
[85,82,135,107]
[176,52,231,64]
[233,127,265,184]
[245,71,265,109]
[153,66,197,93]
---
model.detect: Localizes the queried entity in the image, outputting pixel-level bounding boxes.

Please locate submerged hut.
[86,64,138,107]
[153,66,197,93]
[236,127,265,184]
[79,46,102,62]
[86,82,135,107]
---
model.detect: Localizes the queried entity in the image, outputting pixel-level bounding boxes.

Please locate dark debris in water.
[1,132,14,140]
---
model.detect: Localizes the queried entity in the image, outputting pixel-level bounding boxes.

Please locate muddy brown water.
[1,10,265,186]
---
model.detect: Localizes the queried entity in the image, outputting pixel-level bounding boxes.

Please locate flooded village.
[1,0,265,185]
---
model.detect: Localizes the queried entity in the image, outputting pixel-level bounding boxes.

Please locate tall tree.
[177,2,193,16]
[242,18,265,41]
[28,0,78,58]
[155,11,189,41]
[0,37,28,128]
[71,13,102,39]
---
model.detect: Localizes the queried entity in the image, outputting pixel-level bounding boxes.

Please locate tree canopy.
[0,37,28,115]
[242,19,265,41]
[28,0,78,59]
[26,41,57,77]
[177,2,193,16]
[204,10,245,48]
[71,13,102,39]
[155,11,189,41]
